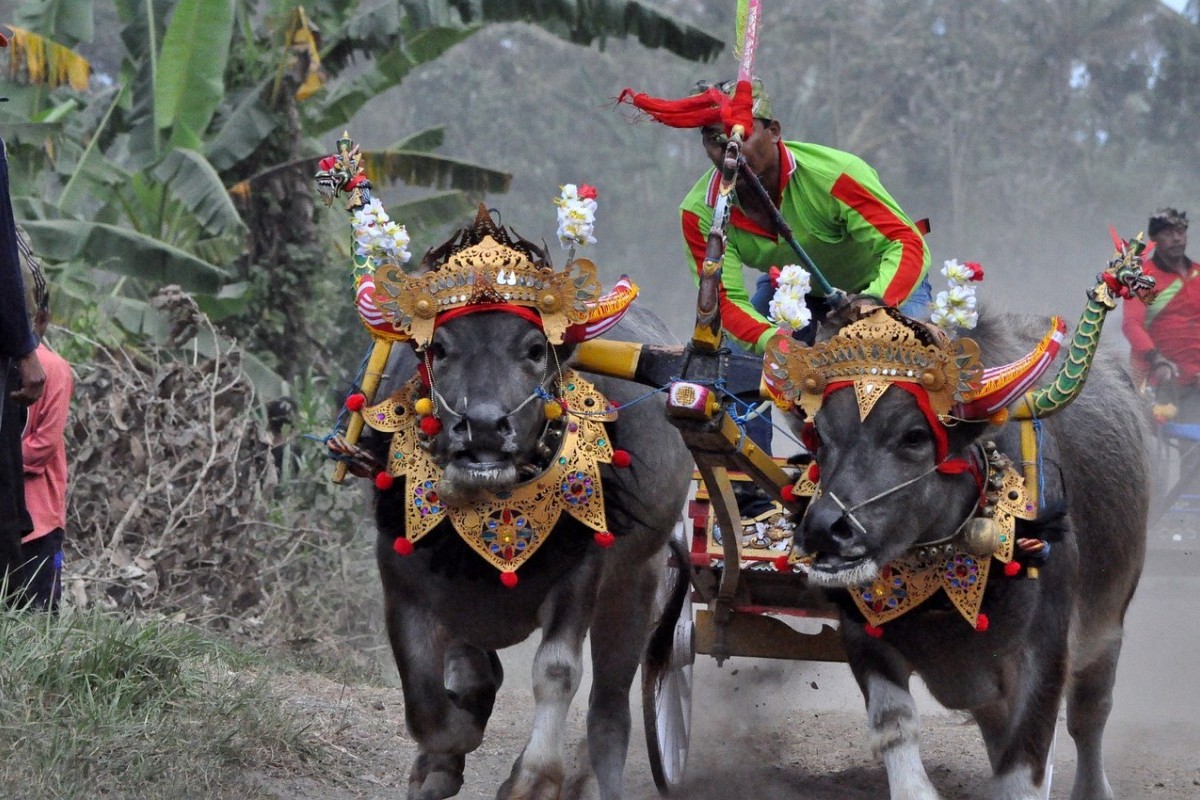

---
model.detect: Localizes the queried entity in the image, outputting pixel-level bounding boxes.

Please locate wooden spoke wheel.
[642,520,695,794]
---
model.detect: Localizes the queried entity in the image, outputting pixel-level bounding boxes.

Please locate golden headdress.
[371,205,605,349]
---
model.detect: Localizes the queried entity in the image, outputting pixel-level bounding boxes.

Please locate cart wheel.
[642,584,694,794]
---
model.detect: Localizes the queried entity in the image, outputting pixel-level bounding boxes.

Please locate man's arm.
[21,350,70,474]
[1120,295,1155,361]
[829,160,929,307]
[682,208,777,353]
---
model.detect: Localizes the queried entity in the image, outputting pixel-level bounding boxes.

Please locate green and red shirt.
[681,139,930,353]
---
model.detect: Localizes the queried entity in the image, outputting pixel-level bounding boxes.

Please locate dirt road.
[261,526,1200,800]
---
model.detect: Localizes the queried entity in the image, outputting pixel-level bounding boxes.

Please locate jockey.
[621,76,932,356]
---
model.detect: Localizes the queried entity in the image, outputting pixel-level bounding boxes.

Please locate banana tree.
[3,0,722,383]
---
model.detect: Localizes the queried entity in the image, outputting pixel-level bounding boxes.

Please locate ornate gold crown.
[371,205,602,348]
[764,305,983,422]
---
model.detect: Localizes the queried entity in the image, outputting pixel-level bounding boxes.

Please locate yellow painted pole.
[332,337,395,483]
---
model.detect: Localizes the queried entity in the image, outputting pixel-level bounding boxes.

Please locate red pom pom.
[594,531,616,548]
[609,401,620,409]
[374,471,394,490]
[345,392,366,412]
[419,416,442,436]
[1003,561,1022,577]
[807,463,820,483]
[392,536,413,556]
[500,571,519,588]
[611,449,632,468]
[780,484,796,503]
[974,613,990,632]
[864,623,884,638]
[579,184,598,200]
[773,555,791,572]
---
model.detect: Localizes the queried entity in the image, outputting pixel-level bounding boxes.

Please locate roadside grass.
[0,606,325,799]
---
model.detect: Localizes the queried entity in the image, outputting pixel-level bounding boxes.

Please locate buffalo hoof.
[496,754,566,800]
[407,752,465,800]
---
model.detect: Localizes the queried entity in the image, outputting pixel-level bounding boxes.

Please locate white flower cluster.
[768,264,813,331]
[930,258,981,331]
[554,183,598,249]
[352,198,412,265]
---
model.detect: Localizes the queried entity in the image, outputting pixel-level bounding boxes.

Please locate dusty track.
[256,529,1200,800]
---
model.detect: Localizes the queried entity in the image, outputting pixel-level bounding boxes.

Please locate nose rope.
[818,444,988,549]
[424,334,559,426]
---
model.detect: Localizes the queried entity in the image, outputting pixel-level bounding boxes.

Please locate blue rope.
[1033,418,1046,504]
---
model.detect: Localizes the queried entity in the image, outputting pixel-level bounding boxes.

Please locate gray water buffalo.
[354,209,691,800]
[766,286,1148,799]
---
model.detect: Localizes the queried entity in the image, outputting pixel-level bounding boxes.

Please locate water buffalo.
[354,209,692,800]
[766,289,1148,799]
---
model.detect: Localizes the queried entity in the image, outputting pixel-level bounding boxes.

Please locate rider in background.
[1121,207,1200,421]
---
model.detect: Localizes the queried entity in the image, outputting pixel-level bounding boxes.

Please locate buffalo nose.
[801,496,857,553]
[452,401,513,443]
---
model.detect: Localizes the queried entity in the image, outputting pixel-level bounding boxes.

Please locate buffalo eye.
[526,341,547,363]
[899,427,930,450]
[427,341,447,360]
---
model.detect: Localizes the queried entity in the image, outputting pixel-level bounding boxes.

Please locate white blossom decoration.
[768,264,813,331]
[929,258,984,331]
[554,183,598,249]
[352,198,412,266]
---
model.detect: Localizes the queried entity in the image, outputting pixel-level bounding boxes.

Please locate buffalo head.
[764,305,1066,588]
[423,310,567,502]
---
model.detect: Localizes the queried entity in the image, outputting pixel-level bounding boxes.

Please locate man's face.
[1152,225,1188,261]
[700,118,780,182]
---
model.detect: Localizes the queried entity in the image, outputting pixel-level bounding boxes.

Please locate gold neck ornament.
[361,369,617,581]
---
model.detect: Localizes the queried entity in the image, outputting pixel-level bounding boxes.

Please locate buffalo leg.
[585,560,661,800]
[383,599,489,800]
[498,564,601,800]
[1065,636,1122,800]
[846,629,941,800]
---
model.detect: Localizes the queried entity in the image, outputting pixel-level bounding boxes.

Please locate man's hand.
[1149,350,1179,385]
[9,349,45,406]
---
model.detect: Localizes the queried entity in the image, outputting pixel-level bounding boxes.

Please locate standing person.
[1121,207,1200,421]
[17,229,71,611]
[1,105,46,590]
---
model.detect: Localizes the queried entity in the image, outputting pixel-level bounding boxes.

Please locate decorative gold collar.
[362,369,616,579]
[791,450,1035,628]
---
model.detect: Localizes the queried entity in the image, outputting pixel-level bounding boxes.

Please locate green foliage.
[0,608,316,799]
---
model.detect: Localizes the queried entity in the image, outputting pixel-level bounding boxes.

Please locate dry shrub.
[63,331,382,662]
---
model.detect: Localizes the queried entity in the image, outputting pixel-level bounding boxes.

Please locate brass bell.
[961,516,1001,557]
